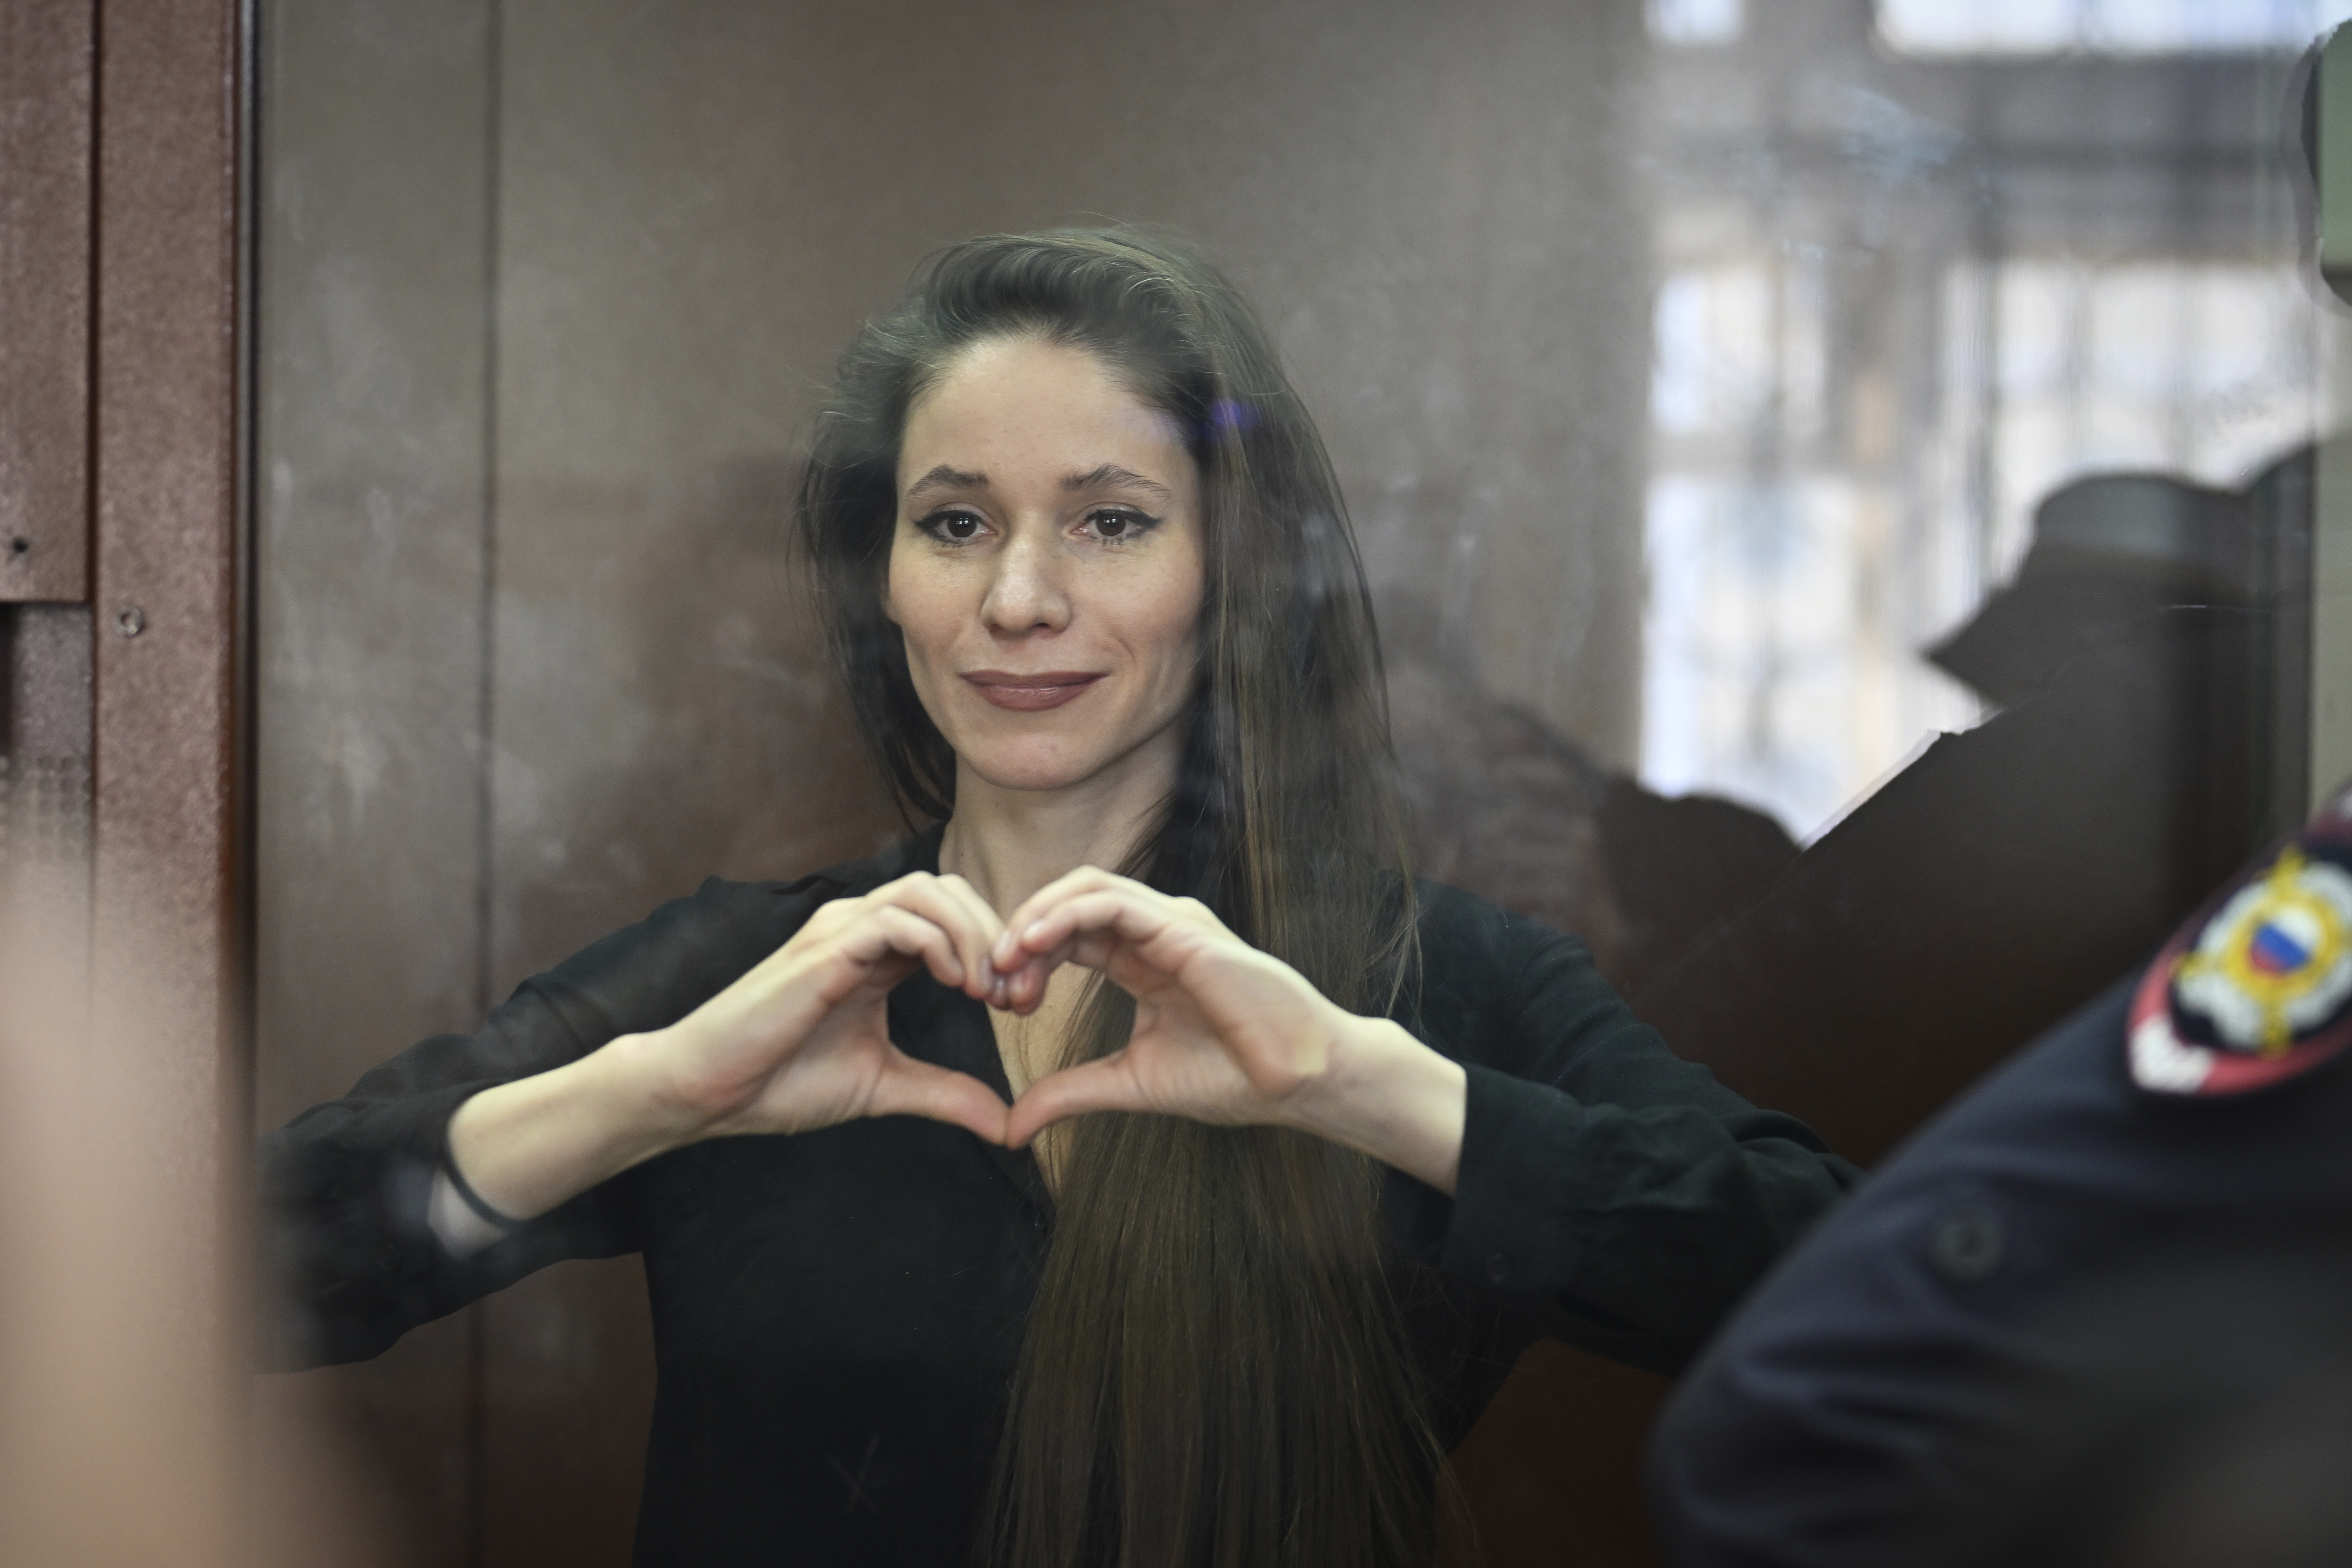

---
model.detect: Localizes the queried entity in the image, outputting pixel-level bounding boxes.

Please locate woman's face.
[886,336,1206,798]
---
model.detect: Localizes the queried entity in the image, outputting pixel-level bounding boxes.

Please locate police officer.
[1646,779,2352,1567]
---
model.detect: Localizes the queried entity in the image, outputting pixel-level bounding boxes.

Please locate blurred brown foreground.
[0,860,377,1568]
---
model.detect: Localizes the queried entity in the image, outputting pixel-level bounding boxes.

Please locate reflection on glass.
[1638,10,2317,838]
[243,3,2342,1564]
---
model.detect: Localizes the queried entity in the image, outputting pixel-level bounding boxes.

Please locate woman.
[261,229,1856,1568]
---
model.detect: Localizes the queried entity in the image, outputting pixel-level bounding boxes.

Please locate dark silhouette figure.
[1629,450,2314,1164]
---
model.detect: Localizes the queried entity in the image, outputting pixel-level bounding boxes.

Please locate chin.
[959,748,1106,794]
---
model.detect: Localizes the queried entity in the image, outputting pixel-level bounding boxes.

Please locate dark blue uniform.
[1647,783,2352,1567]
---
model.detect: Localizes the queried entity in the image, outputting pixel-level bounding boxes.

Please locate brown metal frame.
[0,0,94,604]
[84,0,251,1344]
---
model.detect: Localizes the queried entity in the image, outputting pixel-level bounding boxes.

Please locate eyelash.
[913,508,989,545]
[912,507,1161,546]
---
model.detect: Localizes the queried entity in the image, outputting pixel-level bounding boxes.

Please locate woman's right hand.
[657,871,1013,1144]
[445,873,1011,1225]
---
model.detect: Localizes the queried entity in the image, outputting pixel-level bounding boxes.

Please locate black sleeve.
[255,872,840,1370]
[1406,883,1862,1376]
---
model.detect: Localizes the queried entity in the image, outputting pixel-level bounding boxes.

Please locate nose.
[979,527,1071,637]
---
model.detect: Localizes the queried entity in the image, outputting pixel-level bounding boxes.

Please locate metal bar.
[0,0,95,604]
[88,0,247,1363]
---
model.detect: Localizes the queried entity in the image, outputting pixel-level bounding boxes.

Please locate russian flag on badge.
[2248,920,2314,976]
[2130,785,2352,1098]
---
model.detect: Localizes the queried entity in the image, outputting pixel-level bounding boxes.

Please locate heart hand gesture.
[990,868,1466,1190]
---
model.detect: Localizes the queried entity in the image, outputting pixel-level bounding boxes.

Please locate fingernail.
[1024,921,1046,943]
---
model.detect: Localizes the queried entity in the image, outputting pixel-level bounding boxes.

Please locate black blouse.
[258,830,1857,1566]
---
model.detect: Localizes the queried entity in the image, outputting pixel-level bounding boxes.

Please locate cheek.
[883,551,947,655]
[1136,558,1206,676]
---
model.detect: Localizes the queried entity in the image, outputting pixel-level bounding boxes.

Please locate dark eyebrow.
[1064,464,1174,502]
[904,465,988,500]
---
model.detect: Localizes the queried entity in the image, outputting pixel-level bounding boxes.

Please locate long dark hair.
[795,229,1450,1568]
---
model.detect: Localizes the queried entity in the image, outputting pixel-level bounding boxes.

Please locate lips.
[962,670,1106,712]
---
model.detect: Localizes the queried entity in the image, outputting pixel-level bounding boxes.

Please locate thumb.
[1005,1057,1139,1148]
[867,1055,1012,1145]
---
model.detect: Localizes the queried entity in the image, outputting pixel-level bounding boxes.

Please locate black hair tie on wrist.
[444,1155,524,1232]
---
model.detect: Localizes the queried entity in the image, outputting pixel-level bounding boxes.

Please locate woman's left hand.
[992,868,1467,1193]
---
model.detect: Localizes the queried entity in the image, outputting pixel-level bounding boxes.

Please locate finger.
[1001,924,1119,1011]
[1008,889,1191,971]
[894,879,1016,987]
[999,934,1080,1012]
[835,904,966,993]
[992,864,1132,969]
[868,874,1002,991]
[919,872,1011,995]
[865,874,989,990]
[1007,953,1057,1012]
[1000,902,1187,1012]
[1170,893,1236,939]
[868,1055,1012,1145]
[1005,1057,1145,1146]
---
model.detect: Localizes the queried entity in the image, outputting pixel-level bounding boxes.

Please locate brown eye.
[919,509,984,542]
[1087,508,1155,541]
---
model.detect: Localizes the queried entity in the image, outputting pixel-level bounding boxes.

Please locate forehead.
[898,337,1190,485]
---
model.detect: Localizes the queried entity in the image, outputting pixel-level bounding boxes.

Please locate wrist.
[1292,1015,1466,1195]
[445,1029,708,1223]
[586,1026,716,1156]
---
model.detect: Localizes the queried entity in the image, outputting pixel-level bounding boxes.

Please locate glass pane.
[248,4,2345,1564]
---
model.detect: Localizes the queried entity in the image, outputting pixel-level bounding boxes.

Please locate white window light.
[1648,0,1746,47]
[1878,0,2352,57]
